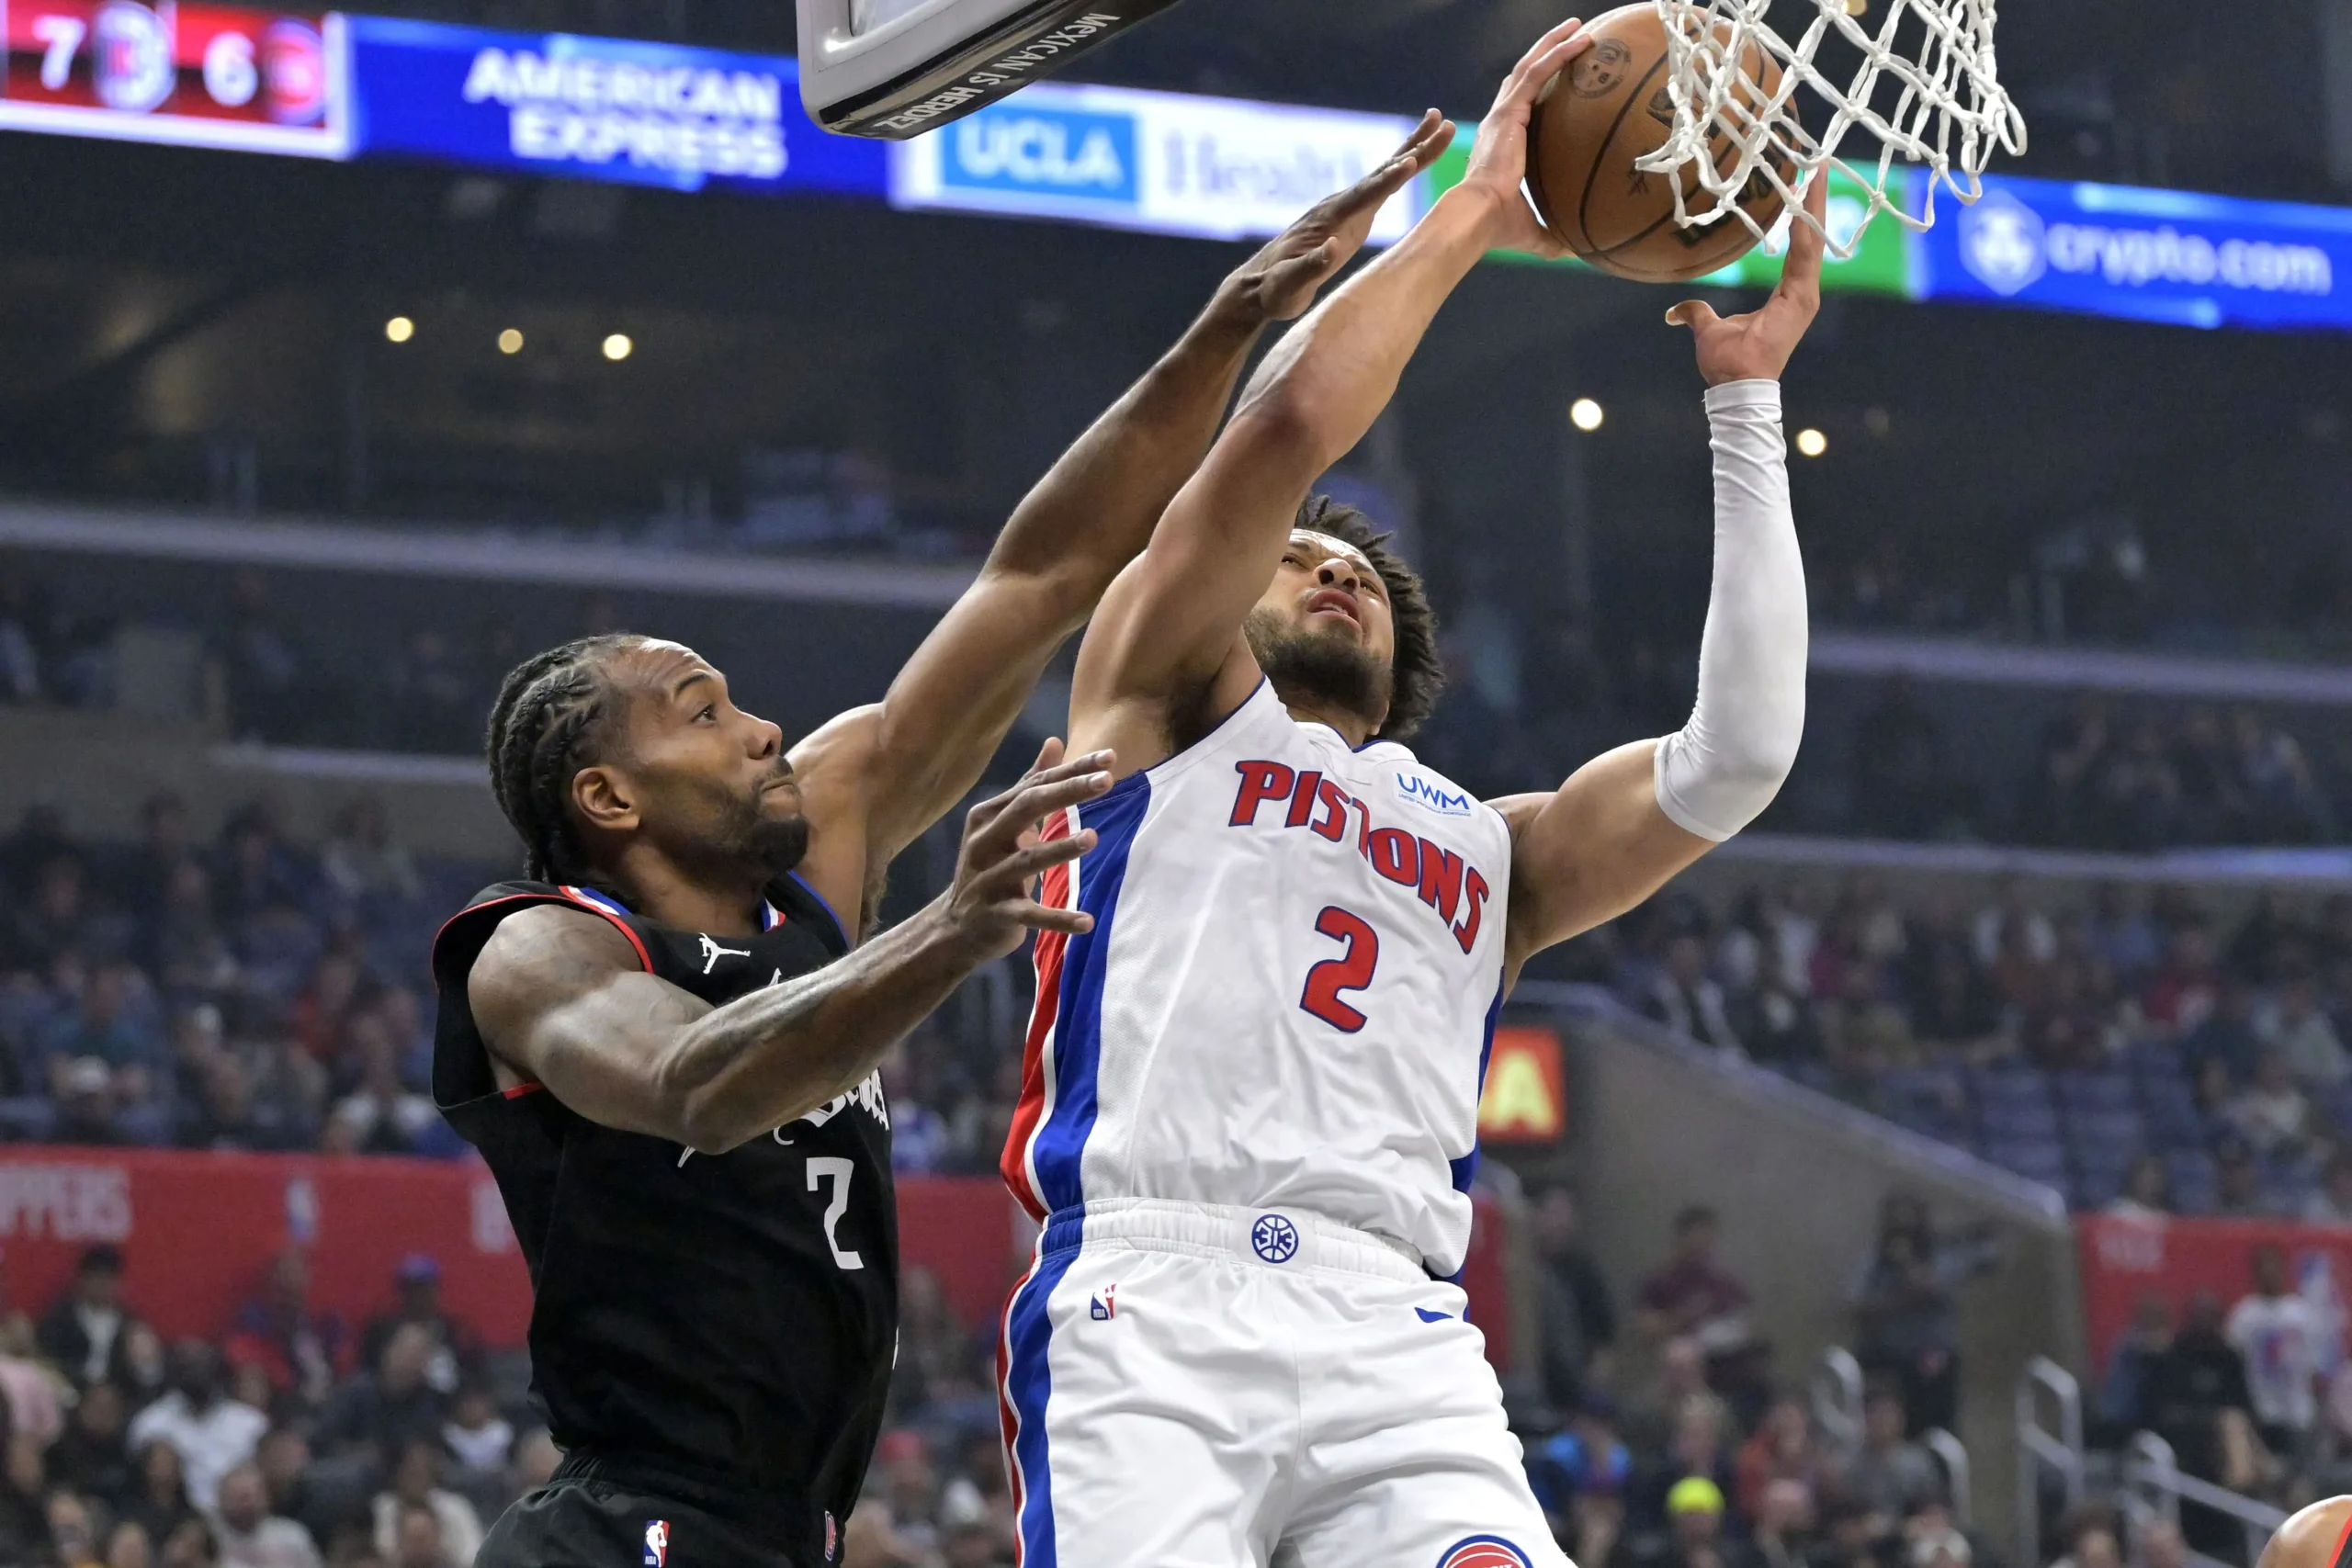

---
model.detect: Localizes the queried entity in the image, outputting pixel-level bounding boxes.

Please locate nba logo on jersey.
[642,1519,669,1566]
[1436,1537,1533,1568]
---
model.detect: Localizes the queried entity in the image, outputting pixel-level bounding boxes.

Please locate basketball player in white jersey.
[995,18,1826,1568]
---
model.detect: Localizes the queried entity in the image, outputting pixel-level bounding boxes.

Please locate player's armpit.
[1496,739,1717,974]
[469,904,718,1139]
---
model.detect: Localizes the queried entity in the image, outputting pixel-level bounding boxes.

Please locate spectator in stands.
[369,1439,480,1568]
[2108,1156,2173,1219]
[1630,1398,1737,1537]
[319,799,421,910]
[1532,1182,1619,1410]
[2096,1293,2173,1442]
[214,573,309,746]
[1644,935,1742,1055]
[5,852,102,979]
[1627,1337,1731,1463]
[2211,1142,2269,1218]
[0,563,49,705]
[359,1257,467,1398]
[126,1437,201,1547]
[2224,1050,2316,1156]
[49,1486,105,1568]
[2142,925,2220,1040]
[2144,1291,2257,1495]
[2180,980,2262,1087]
[2304,1151,2352,1224]
[1532,1394,1634,1515]
[2256,973,2349,1085]
[2224,1245,2322,1458]
[1635,1207,1756,1380]
[2022,696,2112,847]
[439,1382,512,1519]
[1747,1476,1817,1568]
[115,1321,169,1408]
[387,630,480,758]
[322,1016,435,1156]
[1841,1388,1940,1523]
[212,1460,320,1568]
[110,793,201,922]
[1657,1475,1732,1568]
[1850,1195,1996,1436]
[1733,1395,1827,1524]
[210,804,314,929]
[227,1250,345,1411]
[1909,944,2002,1056]
[252,1429,329,1553]
[2232,708,2335,844]
[318,1325,445,1467]
[154,866,241,1002]
[0,1434,49,1562]
[128,1341,265,1512]
[52,1379,133,1504]
[390,1500,452,1568]
[41,963,165,1132]
[1851,677,1969,841]
[2052,1520,2125,1568]
[40,1244,132,1387]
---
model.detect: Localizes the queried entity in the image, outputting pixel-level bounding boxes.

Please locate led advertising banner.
[1916,173,2352,333]
[0,0,346,155]
[345,17,886,197]
[888,77,1426,244]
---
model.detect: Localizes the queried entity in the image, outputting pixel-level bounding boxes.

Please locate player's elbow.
[1227,386,1349,479]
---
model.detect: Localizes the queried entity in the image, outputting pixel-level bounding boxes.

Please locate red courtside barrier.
[0,1150,1514,1366]
[2077,1213,2352,1367]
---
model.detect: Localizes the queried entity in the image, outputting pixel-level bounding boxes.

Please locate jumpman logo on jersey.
[697,933,752,974]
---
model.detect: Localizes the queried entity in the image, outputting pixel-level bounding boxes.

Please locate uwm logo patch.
[1394,770,1474,817]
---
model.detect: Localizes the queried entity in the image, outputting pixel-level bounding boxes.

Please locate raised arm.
[1499,178,1827,977]
[1069,23,1591,773]
[789,153,1458,924]
[468,746,1111,1154]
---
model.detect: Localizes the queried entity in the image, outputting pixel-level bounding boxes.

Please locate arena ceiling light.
[797,0,1189,138]
[1795,428,1828,457]
[1569,398,1605,433]
[384,316,414,344]
[603,334,634,362]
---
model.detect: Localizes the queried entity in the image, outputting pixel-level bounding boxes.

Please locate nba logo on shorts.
[642,1519,669,1566]
[1437,1536,1533,1568]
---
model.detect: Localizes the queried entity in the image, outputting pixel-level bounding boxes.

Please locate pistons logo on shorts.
[1437,1536,1533,1568]
[642,1519,669,1566]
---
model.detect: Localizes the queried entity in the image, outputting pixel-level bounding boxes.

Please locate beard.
[1243,607,1392,732]
[697,780,811,885]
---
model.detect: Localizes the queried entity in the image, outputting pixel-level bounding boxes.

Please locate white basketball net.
[1636,0,2027,258]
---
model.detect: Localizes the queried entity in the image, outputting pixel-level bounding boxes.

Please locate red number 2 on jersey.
[1299,907,1380,1032]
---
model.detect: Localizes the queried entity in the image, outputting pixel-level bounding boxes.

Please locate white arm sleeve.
[1652,378,1808,842]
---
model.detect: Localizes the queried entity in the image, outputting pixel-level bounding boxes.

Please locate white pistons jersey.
[1001,680,1514,1276]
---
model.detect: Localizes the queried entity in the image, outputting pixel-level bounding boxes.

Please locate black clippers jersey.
[431,875,893,1565]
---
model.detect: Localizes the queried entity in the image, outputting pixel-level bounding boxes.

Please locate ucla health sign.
[345,17,884,195]
[1920,174,2352,332]
[890,80,1424,243]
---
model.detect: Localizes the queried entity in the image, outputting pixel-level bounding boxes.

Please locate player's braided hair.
[483,633,646,886]
[1296,495,1444,739]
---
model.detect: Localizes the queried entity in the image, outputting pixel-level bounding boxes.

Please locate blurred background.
[4,0,2352,1565]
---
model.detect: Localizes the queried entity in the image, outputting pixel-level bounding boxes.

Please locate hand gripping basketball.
[939,739,1115,961]
[1665,173,1828,386]
[1458,17,1597,260]
[1218,110,1458,324]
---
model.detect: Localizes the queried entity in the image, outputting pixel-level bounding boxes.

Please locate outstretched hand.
[1666,171,1828,385]
[1219,111,1457,323]
[1457,17,1594,259]
[937,739,1116,962]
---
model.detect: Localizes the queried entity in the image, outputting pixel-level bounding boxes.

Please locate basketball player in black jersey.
[428,150,1435,1568]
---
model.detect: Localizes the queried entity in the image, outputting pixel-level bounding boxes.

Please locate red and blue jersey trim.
[1003,771,1151,1223]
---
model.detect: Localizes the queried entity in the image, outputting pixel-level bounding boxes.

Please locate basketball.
[1526,3,1792,282]
[2257,1497,2352,1568]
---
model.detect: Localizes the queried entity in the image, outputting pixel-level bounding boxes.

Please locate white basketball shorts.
[994,1198,1570,1568]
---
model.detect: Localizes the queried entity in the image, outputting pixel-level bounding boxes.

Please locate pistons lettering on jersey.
[1228,761,1491,953]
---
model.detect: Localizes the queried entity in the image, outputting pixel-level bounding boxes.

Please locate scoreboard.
[0,0,347,154]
